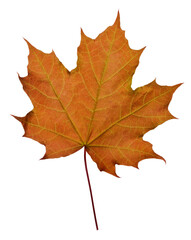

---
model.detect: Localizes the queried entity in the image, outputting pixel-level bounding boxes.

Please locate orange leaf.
[15,12,181,177]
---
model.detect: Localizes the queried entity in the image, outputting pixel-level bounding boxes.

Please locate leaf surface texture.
[15,13,181,176]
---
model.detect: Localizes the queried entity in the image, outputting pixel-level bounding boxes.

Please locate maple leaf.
[14,12,181,230]
[15,12,180,177]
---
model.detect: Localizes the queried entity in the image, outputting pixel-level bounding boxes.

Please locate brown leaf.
[15,12,181,176]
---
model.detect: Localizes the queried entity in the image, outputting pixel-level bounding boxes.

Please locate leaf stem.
[84,147,99,230]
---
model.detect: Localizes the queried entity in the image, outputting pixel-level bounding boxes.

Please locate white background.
[0,0,191,239]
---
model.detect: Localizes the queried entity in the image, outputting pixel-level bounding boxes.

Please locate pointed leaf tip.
[175,82,183,89]
[80,28,88,42]
[114,10,120,27]
[12,115,24,124]
[23,38,31,47]
[23,38,36,52]
[80,28,85,37]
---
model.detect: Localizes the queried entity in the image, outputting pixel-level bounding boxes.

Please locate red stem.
[84,147,99,230]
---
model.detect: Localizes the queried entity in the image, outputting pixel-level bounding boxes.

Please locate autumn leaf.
[14,12,180,229]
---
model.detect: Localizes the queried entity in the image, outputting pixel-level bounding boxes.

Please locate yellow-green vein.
[88,87,175,145]
[31,49,84,144]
